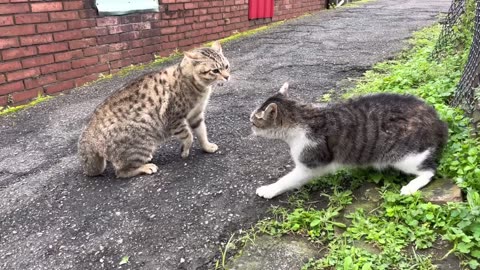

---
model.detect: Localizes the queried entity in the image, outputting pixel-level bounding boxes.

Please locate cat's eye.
[225,64,229,69]
[212,69,220,74]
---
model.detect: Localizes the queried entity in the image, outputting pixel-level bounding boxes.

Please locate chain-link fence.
[451,0,479,116]
[431,0,466,59]
[433,0,480,130]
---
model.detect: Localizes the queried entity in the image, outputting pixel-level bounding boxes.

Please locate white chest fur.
[285,128,313,165]
[187,87,211,120]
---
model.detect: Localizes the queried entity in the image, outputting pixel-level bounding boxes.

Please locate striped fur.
[78,42,230,178]
[251,83,448,198]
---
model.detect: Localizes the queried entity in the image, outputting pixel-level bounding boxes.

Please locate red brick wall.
[0,0,326,107]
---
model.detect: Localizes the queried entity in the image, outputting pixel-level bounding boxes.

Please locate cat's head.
[182,41,230,86]
[250,82,297,139]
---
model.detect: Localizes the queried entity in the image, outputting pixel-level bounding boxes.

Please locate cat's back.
[344,93,442,127]
[97,74,162,115]
[86,69,174,131]
[347,93,428,113]
[322,93,448,164]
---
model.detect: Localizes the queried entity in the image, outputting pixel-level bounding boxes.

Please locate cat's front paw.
[202,142,218,153]
[256,184,280,199]
[400,185,419,195]
[139,163,158,175]
[181,148,190,159]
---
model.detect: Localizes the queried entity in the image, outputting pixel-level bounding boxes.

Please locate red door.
[249,0,274,19]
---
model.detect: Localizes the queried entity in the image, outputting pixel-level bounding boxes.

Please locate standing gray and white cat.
[78,42,230,178]
[250,83,448,199]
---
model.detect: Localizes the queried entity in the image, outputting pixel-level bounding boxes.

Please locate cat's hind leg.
[78,140,107,176]
[80,152,106,176]
[111,141,158,178]
[171,119,194,158]
[392,149,435,195]
[115,163,158,178]
[113,153,158,178]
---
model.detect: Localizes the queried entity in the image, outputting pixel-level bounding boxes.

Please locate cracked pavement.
[0,0,450,269]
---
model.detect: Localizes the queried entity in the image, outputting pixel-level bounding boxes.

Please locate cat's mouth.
[251,126,258,136]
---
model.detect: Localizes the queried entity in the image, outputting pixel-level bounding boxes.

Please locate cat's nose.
[224,75,230,81]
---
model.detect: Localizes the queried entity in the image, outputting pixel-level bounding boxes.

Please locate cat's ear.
[278,82,289,96]
[254,103,277,120]
[184,50,202,60]
[211,41,222,53]
[264,103,278,120]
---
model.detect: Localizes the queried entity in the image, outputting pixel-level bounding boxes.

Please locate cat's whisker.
[243,133,259,140]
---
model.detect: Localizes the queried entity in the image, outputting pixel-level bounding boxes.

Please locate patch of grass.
[345,0,377,8]
[214,228,259,270]
[302,239,437,270]
[94,49,183,83]
[329,0,376,9]
[303,190,480,269]
[259,205,346,242]
[205,20,286,47]
[0,92,53,116]
[119,255,129,265]
[215,233,237,270]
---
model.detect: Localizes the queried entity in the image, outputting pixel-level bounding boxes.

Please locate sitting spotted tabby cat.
[250,83,448,198]
[78,42,230,178]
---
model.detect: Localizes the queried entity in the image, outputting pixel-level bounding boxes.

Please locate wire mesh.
[431,0,466,59]
[432,0,479,128]
[451,0,480,117]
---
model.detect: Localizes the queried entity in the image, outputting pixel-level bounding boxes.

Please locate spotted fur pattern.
[251,83,448,198]
[78,42,230,178]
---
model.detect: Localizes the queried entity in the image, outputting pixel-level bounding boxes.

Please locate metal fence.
[431,0,466,59]
[452,0,480,115]
[433,0,480,130]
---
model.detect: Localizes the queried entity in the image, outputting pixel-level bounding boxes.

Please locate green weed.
[0,92,53,116]
[205,20,286,47]
[119,255,129,265]
[257,190,352,243]
[215,233,237,270]
[213,228,259,270]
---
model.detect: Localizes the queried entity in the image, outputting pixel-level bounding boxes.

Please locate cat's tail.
[77,134,106,176]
